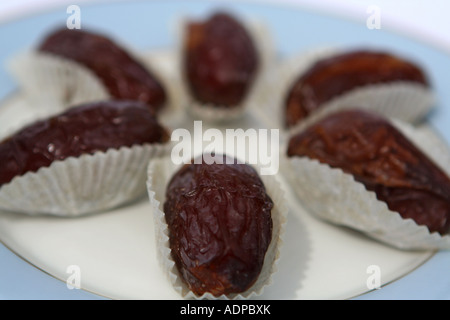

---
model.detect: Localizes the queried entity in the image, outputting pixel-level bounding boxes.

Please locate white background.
[1,0,450,53]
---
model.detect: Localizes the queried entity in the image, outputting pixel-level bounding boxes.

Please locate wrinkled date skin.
[0,100,169,187]
[184,12,259,107]
[39,28,167,113]
[164,155,273,296]
[285,50,429,127]
[287,110,450,235]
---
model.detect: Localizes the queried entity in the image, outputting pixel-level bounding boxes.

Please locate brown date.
[184,12,259,107]
[39,28,167,113]
[0,100,169,187]
[287,110,450,235]
[164,155,273,296]
[285,50,429,127]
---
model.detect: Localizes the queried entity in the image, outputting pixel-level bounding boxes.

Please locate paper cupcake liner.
[175,13,276,123]
[7,43,170,115]
[138,49,193,130]
[275,47,435,132]
[146,156,287,299]
[0,142,171,217]
[283,114,450,250]
[285,85,436,146]
[7,51,109,113]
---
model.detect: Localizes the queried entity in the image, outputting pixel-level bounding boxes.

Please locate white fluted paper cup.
[276,47,435,131]
[174,13,276,123]
[0,142,171,217]
[146,156,287,299]
[8,51,109,112]
[7,44,169,115]
[283,115,450,250]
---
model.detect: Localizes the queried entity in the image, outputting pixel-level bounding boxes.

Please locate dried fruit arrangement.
[1,7,449,300]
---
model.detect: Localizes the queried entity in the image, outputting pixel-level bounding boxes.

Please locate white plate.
[0,50,434,300]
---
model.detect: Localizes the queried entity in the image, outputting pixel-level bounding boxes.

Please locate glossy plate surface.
[0,0,449,300]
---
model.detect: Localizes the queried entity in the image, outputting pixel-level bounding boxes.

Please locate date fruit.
[0,100,169,187]
[164,155,273,296]
[285,50,429,127]
[287,110,450,235]
[39,28,167,113]
[184,12,259,107]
